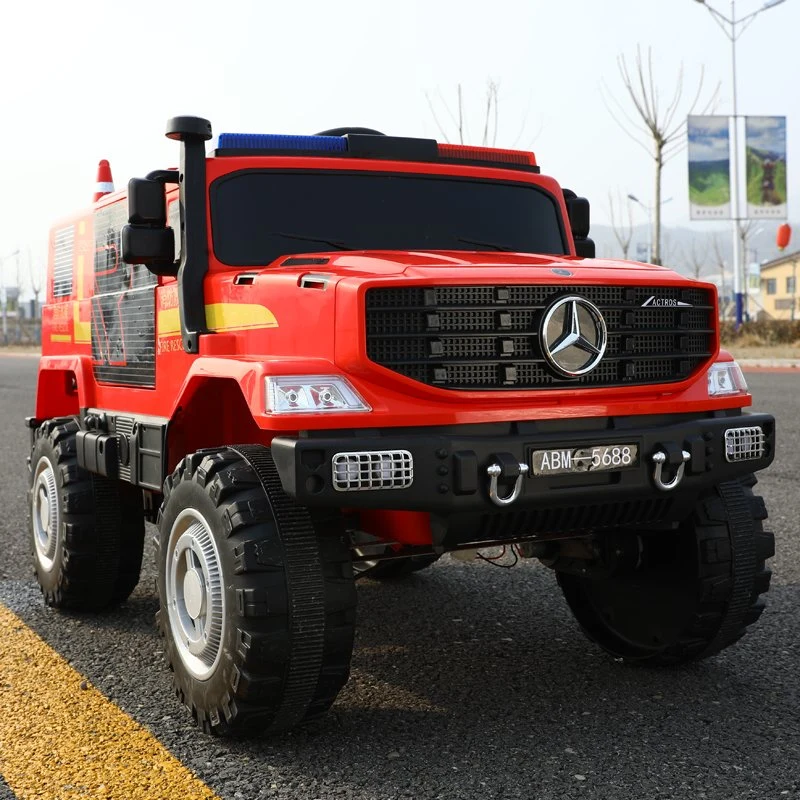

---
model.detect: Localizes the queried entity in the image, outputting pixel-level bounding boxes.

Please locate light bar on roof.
[216,133,347,152]
[438,143,537,167]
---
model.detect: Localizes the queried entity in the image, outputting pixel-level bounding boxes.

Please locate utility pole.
[693,0,788,328]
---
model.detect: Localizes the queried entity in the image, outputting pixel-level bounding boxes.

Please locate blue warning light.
[216,133,347,152]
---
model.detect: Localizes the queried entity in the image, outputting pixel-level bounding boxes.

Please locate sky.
[1,0,797,289]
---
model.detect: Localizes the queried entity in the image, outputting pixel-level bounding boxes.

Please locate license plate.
[530,443,639,476]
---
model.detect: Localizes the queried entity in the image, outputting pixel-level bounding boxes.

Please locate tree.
[686,238,710,279]
[425,80,539,149]
[603,47,719,266]
[608,190,634,259]
[712,234,731,317]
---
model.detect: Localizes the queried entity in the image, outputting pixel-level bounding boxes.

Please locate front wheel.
[157,447,357,736]
[558,477,774,665]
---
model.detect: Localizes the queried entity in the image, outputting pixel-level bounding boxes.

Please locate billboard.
[688,116,731,220]
[746,116,787,220]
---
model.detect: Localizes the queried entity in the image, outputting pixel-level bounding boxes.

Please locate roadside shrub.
[720,319,800,346]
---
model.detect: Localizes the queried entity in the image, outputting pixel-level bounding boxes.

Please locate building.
[758,250,799,320]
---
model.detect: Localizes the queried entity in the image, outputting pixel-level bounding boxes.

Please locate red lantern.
[776,223,792,251]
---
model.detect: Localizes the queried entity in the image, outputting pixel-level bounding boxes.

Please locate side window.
[93,203,158,292]
[52,225,75,298]
[91,201,157,387]
[765,279,777,296]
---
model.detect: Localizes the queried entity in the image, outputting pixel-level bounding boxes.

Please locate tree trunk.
[653,143,664,266]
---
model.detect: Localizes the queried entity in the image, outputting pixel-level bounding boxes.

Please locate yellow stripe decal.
[76,254,85,300]
[205,302,278,332]
[157,303,279,339]
[157,307,181,338]
[73,301,91,344]
[49,334,72,343]
[0,603,219,799]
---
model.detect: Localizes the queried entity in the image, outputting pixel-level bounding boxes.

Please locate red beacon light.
[776,223,792,251]
[93,160,115,203]
[437,143,537,167]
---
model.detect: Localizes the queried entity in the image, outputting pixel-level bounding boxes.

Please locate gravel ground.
[1,355,799,800]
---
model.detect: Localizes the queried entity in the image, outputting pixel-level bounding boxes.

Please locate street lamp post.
[628,194,673,263]
[693,0,787,328]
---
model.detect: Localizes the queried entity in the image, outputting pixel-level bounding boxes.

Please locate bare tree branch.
[424,91,451,143]
[605,47,718,265]
[425,80,536,152]
[608,190,634,259]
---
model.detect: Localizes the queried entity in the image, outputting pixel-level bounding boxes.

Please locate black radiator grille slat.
[365,284,715,390]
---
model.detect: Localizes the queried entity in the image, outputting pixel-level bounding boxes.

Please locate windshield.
[210,170,568,266]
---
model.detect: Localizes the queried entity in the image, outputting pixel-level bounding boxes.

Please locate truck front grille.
[365,285,715,390]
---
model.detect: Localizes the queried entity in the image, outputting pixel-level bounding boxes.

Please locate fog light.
[724,426,766,462]
[332,451,413,491]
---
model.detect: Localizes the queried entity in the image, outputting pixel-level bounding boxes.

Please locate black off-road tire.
[156,446,357,737]
[558,476,774,665]
[29,417,145,610]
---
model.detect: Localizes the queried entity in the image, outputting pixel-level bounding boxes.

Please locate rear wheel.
[29,418,145,609]
[557,478,773,665]
[157,447,357,736]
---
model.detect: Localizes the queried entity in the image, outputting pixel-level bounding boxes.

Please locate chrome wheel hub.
[165,509,225,680]
[32,457,59,572]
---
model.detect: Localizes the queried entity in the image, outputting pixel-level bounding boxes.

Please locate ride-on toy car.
[28,116,774,735]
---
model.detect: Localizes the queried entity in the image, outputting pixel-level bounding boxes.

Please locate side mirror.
[562,189,595,259]
[121,225,175,269]
[128,177,167,225]
[122,176,178,275]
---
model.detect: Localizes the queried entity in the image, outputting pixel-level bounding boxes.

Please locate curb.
[738,359,800,372]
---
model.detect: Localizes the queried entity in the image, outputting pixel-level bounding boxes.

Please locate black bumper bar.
[270,412,775,516]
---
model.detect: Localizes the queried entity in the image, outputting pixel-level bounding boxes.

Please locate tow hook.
[651,448,691,492]
[487,453,529,507]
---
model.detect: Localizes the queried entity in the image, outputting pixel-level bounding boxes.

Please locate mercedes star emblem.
[540,295,607,377]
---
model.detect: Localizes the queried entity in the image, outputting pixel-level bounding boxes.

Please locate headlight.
[265,375,371,414]
[707,361,748,396]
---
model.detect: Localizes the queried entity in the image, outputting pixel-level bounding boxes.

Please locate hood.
[276,249,693,286]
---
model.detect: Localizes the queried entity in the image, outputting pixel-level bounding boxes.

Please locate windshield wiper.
[455,237,514,252]
[275,232,352,250]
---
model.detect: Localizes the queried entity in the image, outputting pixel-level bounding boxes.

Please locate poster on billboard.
[688,116,731,220]
[686,116,731,219]
[746,116,787,219]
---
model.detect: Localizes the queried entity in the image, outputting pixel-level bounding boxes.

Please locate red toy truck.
[29,116,775,736]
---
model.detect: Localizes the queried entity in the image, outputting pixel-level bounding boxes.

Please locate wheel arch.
[167,375,266,474]
[35,356,94,419]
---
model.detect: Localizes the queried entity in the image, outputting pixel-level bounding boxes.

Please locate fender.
[35,355,96,419]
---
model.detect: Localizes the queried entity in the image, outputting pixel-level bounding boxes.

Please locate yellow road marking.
[0,603,219,800]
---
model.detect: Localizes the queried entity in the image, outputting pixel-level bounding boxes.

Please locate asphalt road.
[1,355,799,800]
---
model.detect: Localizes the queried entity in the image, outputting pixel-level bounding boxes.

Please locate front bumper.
[271,411,774,519]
